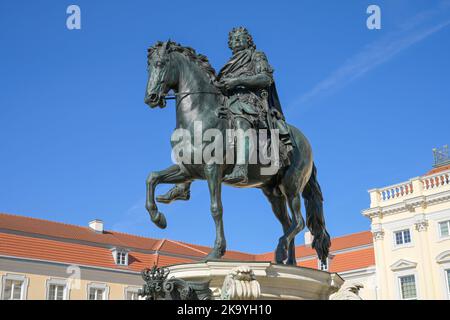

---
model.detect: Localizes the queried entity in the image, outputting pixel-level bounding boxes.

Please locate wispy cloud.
[111,197,147,233]
[288,2,450,111]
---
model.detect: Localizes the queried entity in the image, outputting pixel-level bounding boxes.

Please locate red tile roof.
[298,248,375,272]
[0,232,156,271]
[257,231,375,271]
[329,247,375,272]
[296,231,373,258]
[0,212,159,250]
[424,164,450,176]
[0,212,374,273]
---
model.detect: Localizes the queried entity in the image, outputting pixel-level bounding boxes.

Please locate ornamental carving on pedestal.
[221,265,261,300]
[139,265,212,300]
[329,282,364,300]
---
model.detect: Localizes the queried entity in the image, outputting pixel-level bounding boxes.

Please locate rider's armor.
[218,49,293,166]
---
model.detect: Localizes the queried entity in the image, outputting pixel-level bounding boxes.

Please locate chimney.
[89,219,104,233]
[304,231,313,246]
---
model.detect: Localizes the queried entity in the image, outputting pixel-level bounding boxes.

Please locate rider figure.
[157,27,292,203]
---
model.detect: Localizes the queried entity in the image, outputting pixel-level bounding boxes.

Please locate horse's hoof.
[287,259,296,266]
[275,251,287,264]
[202,250,222,261]
[275,243,288,264]
[151,212,167,229]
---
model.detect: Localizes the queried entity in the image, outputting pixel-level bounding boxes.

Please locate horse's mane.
[148,41,217,83]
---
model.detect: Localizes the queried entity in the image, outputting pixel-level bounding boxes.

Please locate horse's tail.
[302,163,330,264]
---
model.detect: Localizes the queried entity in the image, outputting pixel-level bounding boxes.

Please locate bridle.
[151,45,222,106]
[163,91,221,100]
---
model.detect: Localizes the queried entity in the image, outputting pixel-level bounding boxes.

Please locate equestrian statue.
[144,27,330,265]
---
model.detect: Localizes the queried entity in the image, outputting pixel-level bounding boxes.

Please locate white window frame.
[46,278,69,300]
[398,274,417,300]
[437,219,450,240]
[445,269,450,299]
[111,247,129,266]
[87,283,109,300]
[392,228,413,249]
[1,274,29,300]
[124,286,141,300]
[117,251,127,265]
[318,258,329,271]
[436,250,450,299]
[394,269,419,300]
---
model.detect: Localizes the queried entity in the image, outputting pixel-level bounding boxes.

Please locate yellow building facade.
[0,257,143,300]
[363,162,450,300]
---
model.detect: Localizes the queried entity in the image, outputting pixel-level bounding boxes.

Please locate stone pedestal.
[167,261,344,300]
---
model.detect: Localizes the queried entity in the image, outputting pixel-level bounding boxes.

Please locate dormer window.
[117,251,127,265]
[111,248,129,266]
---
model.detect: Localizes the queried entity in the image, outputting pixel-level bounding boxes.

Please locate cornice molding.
[390,259,417,271]
[362,190,450,219]
[436,250,450,264]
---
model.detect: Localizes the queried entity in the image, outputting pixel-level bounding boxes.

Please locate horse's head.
[145,41,174,108]
[145,40,218,109]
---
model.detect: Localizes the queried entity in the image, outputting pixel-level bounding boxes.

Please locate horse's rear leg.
[203,164,226,260]
[146,165,190,229]
[275,193,305,264]
[277,163,308,261]
[262,186,296,265]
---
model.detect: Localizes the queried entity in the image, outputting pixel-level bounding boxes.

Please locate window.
[111,248,129,266]
[48,284,65,300]
[126,291,139,300]
[394,229,411,246]
[447,269,450,295]
[2,279,23,300]
[439,220,450,238]
[116,251,127,265]
[46,279,69,300]
[124,286,140,300]
[318,258,328,271]
[89,287,105,300]
[399,275,417,300]
[87,283,109,300]
[1,274,27,300]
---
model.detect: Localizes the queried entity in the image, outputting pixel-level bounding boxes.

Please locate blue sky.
[1,0,449,254]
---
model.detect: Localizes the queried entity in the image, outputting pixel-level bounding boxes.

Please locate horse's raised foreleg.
[145,165,190,229]
[203,164,226,260]
[262,186,296,265]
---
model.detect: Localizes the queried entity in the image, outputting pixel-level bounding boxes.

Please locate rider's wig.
[228,27,256,50]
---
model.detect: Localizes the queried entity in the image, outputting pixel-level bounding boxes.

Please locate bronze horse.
[144,41,330,265]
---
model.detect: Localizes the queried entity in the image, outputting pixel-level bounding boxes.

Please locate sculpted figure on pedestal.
[144,27,331,266]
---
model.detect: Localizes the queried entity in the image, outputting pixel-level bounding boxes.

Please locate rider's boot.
[223,164,248,184]
[156,183,191,204]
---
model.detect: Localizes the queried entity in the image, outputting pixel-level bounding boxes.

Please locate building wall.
[0,257,142,300]
[364,169,450,300]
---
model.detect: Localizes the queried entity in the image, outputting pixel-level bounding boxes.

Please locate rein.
[163,91,220,100]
